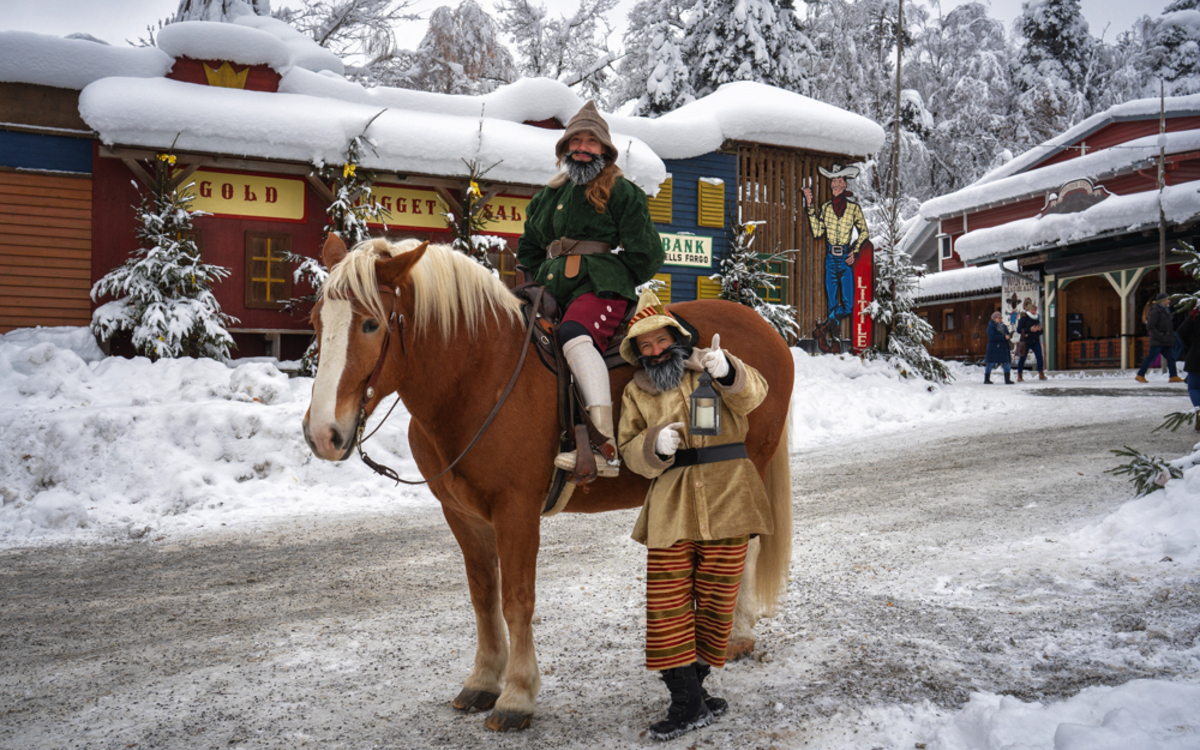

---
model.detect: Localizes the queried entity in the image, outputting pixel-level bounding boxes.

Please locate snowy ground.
[1,327,1199,749]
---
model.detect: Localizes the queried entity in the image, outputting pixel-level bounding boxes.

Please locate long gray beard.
[565,152,607,186]
[639,342,688,393]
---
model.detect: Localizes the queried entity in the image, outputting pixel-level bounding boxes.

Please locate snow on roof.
[914,260,1014,302]
[78,76,669,192]
[0,31,172,91]
[158,17,343,75]
[617,81,886,160]
[921,128,1200,220]
[921,93,1200,220]
[954,181,1200,263]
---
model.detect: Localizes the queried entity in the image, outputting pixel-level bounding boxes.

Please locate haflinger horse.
[303,234,794,732]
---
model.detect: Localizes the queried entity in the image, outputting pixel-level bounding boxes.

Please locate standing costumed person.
[517,101,665,477]
[801,164,873,351]
[616,290,775,741]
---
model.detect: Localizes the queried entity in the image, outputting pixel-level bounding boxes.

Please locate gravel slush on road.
[2,346,1199,748]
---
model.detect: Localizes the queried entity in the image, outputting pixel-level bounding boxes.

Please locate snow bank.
[914,261,1013,301]
[0,30,172,90]
[156,17,343,75]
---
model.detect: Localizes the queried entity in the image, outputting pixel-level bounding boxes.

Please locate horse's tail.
[754,409,792,616]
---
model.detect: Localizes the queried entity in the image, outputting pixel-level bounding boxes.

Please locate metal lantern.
[688,371,722,436]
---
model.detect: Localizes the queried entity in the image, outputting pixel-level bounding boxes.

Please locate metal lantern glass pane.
[689,371,722,436]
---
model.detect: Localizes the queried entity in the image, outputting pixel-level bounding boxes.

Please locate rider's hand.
[701,333,730,379]
[655,422,685,457]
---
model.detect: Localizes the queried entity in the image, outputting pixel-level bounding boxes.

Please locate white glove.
[655,422,685,457]
[700,333,730,379]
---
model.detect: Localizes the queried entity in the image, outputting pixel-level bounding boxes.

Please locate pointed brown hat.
[555,100,618,162]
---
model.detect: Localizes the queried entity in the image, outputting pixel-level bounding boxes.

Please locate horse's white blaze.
[310,299,353,430]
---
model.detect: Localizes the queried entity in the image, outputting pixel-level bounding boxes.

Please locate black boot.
[1004,371,1013,384]
[694,663,728,717]
[984,374,993,384]
[648,664,713,741]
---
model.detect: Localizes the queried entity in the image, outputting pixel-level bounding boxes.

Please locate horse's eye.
[362,319,380,334]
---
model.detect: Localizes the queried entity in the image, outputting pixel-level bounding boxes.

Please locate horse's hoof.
[485,710,532,732]
[452,688,499,712]
[725,637,756,661]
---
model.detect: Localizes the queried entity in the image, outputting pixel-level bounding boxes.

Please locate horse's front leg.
[727,536,760,660]
[485,500,542,731]
[442,507,508,713]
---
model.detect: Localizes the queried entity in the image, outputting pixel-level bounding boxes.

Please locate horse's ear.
[322,232,348,269]
[377,241,429,288]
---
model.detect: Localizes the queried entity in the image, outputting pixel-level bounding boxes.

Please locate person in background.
[1135,293,1184,384]
[1016,304,1046,382]
[1176,309,1200,430]
[984,311,1013,385]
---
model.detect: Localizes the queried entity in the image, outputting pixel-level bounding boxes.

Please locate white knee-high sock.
[562,336,611,408]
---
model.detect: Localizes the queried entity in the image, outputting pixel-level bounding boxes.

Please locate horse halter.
[347,284,545,486]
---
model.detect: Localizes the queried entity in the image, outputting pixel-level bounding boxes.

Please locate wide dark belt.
[670,442,748,470]
[547,238,612,278]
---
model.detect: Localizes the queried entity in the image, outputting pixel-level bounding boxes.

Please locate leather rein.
[348,283,545,485]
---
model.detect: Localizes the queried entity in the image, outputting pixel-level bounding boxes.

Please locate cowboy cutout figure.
[800,164,873,352]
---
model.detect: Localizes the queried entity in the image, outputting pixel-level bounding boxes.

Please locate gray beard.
[639,342,688,393]
[565,152,606,186]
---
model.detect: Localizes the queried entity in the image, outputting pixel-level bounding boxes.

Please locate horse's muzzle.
[302,413,357,462]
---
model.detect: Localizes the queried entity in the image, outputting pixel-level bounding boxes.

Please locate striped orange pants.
[645,536,749,671]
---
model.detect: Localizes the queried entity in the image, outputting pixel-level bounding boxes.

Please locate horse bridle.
[347,283,545,486]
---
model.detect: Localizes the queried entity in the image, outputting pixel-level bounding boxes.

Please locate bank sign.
[661,233,714,268]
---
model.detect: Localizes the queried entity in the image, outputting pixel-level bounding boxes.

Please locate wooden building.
[911,93,1200,371]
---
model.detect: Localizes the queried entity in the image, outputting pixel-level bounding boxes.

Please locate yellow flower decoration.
[157,153,177,165]
[746,224,756,235]
[343,163,357,178]
[468,180,481,198]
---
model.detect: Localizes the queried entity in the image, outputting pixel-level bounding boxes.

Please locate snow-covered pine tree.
[91,152,237,361]
[713,218,799,340]
[275,0,419,68]
[685,0,813,98]
[1151,0,1200,96]
[386,0,516,94]
[614,0,695,116]
[174,0,271,22]
[285,131,391,374]
[1012,0,1097,146]
[865,199,950,383]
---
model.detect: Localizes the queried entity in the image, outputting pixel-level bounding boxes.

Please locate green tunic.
[516,175,664,305]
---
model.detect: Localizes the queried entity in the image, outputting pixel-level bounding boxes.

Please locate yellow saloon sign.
[181,169,306,222]
[478,194,531,236]
[662,233,714,268]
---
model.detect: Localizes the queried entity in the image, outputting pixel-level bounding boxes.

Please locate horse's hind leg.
[484,501,542,731]
[443,508,508,713]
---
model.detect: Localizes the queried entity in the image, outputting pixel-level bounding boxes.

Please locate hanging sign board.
[852,246,874,353]
[662,233,714,268]
[179,169,306,222]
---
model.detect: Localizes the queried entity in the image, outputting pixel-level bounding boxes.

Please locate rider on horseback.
[516,101,664,478]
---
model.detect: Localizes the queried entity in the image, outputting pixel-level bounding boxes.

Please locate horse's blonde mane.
[321,238,523,339]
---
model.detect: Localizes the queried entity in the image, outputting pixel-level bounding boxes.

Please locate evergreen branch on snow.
[1106,446,1183,498]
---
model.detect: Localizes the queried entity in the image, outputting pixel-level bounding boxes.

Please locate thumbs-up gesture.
[655,422,685,456]
[700,333,730,379]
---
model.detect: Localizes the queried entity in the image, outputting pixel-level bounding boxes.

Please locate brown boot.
[554,405,619,478]
[1038,371,1046,380]
[1170,376,1185,383]
[1017,372,1024,382]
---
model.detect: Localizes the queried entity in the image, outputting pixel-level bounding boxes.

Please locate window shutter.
[245,231,293,309]
[647,177,673,225]
[697,178,725,228]
[651,273,672,303]
[696,276,722,300]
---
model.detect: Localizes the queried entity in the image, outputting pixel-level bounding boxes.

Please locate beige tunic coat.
[617,349,774,549]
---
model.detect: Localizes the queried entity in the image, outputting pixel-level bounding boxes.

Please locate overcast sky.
[2,0,1171,52]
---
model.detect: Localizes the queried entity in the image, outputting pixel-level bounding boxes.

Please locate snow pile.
[157,16,343,75]
[914,261,1015,301]
[0,30,172,91]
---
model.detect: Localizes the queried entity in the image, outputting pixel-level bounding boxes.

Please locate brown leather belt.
[547,238,612,278]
